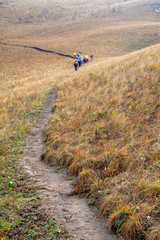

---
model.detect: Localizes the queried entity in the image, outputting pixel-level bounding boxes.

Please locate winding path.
[21,86,120,240]
[0,41,74,58]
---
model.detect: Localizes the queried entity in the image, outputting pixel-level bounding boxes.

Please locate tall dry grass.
[0,44,73,237]
[44,44,160,239]
[0,0,160,237]
[0,45,72,141]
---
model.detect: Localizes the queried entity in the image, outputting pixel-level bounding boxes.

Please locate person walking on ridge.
[90,53,94,61]
[78,56,81,67]
[84,56,87,63]
[73,52,76,58]
[86,55,89,62]
[74,60,78,71]
[80,56,84,65]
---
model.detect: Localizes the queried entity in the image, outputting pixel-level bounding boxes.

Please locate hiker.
[80,56,84,65]
[83,57,87,63]
[78,56,81,67]
[90,53,94,61]
[77,53,80,58]
[74,60,78,71]
[86,55,89,62]
[73,52,76,58]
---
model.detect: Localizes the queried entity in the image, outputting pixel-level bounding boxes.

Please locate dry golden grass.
[0,44,73,142]
[0,28,75,237]
[1,0,160,238]
[1,0,160,57]
[0,42,73,238]
[44,44,160,239]
[25,21,160,58]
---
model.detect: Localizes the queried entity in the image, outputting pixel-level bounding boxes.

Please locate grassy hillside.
[0,44,73,238]
[1,0,160,57]
[0,44,72,141]
[44,44,160,240]
[0,0,160,238]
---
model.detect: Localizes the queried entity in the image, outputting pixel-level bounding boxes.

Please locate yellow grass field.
[0,44,73,238]
[0,0,160,239]
[0,44,73,141]
[1,0,160,57]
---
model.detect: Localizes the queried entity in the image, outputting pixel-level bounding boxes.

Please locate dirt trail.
[21,86,120,240]
[0,41,74,58]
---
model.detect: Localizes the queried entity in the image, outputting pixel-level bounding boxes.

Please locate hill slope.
[0,0,160,57]
[0,44,73,238]
[0,0,160,238]
[44,44,160,240]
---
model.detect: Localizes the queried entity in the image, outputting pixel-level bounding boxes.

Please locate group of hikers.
[73,53,94,71]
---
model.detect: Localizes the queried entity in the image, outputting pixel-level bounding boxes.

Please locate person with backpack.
[83,56,87,63]
[80,56,84,65]
[86,55,89,62]
[74,60,78,71]
[78,56,81,67]
[73,52,76,58]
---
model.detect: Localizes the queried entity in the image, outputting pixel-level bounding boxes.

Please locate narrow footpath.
[21,86,120,240]
[0,42,74,58]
